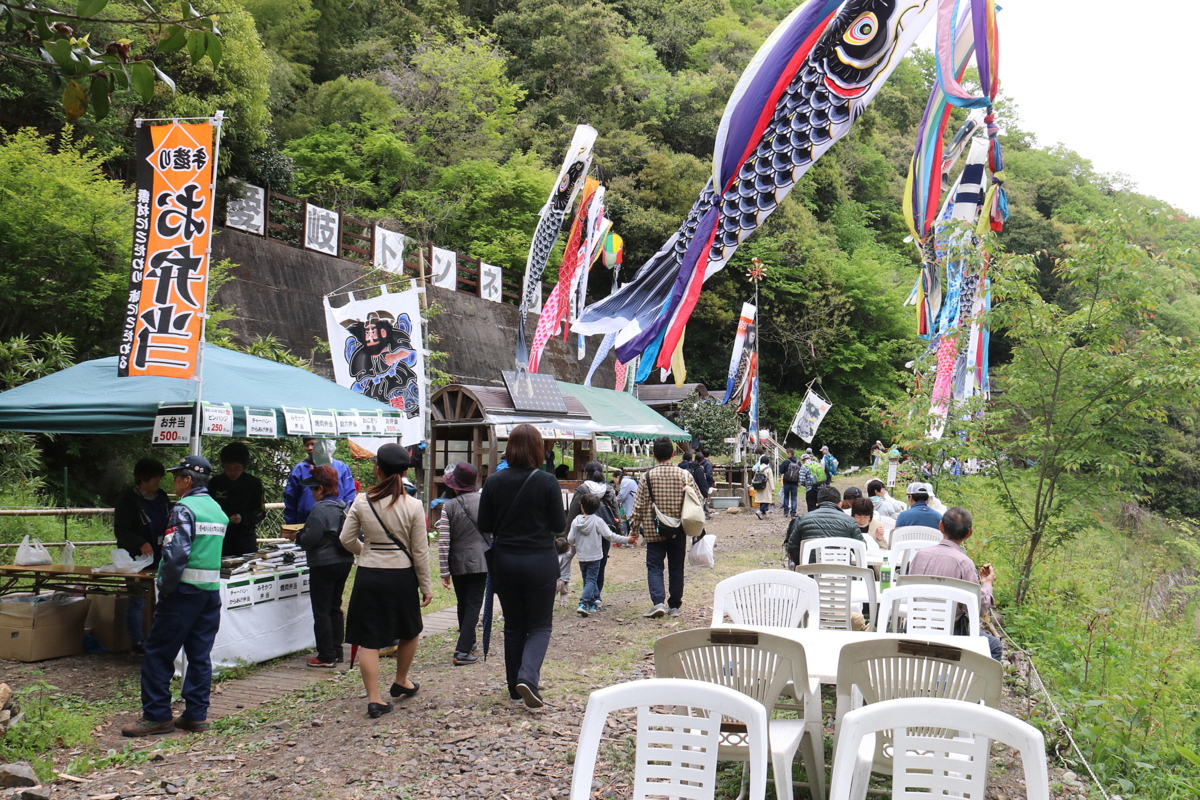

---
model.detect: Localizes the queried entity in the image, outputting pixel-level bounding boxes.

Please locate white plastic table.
[725,625,992,694]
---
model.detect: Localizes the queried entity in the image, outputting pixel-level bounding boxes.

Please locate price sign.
[335,410,361,436]
[381,411,403,437]
[359,411,383,436]
[201,403,234,437]
[595,436,613,453]
[282,407,311,436]
[309,409,337,437]
[244,407,278,438]
[152,405,193,445]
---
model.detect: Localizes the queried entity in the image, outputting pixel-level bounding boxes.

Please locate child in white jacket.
[567,493,629,616]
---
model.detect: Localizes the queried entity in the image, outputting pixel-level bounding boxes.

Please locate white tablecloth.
[174,577,314,674]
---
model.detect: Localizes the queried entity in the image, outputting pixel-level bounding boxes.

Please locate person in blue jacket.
[283,438,357,524]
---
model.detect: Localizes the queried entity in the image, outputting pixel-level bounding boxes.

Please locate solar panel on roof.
[502,370,568,414]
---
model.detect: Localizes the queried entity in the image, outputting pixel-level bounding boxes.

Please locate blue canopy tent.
[0,343,396,438]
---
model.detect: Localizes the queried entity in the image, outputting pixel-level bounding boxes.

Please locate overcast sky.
[917,0,1199,215]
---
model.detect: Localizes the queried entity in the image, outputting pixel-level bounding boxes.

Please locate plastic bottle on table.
[880,554,892,591]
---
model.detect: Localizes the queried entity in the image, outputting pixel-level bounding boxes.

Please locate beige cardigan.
[339,491,432,596]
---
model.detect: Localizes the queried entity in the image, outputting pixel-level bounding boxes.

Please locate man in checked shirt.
[631,437,698,619]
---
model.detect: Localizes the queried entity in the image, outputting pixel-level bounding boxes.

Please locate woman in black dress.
[477,424,566,708]
[340,444,432,718]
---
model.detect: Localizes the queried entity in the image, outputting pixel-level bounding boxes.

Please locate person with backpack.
[820,445,838,486]
[296,465,355,668]
[435,462,488,666]
[631,437,698,619]
[567,461,624,608]
[780,448,806,518]
[751,455,775,519]
[804,453,824,512]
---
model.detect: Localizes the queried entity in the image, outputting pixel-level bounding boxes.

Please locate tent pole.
[191,110,226,457]
[417,244,434,504]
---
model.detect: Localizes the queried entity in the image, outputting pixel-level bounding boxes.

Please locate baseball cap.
[820,445,829,452]
[906,481,933,495]
[843,487,863,500]
[166,455,212,476]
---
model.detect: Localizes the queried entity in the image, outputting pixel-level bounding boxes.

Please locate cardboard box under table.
[0,593,90,662]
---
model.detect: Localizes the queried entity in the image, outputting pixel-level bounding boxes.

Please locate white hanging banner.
[152,404,193,446]
[358,411,384,436]
[282,406,311,436]
[373,227,405,274]
[308,409,337,437]
[335,410,362,436]
[304,203,339,256]
[431,246,457,290]
[789,389,832,443]
[244,407,278,438]
[323,287,427,449]
[226,185,265,235]
[201,403,234,437]
[480,262,503,303]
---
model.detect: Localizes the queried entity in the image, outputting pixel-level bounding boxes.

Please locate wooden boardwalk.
[206,606,459,717]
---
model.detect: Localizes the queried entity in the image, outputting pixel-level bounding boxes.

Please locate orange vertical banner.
[118,120,218,378]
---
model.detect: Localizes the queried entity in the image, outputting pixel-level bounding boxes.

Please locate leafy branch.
[0,0,225,121]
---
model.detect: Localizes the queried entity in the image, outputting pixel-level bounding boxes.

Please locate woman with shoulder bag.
[435,462,488,666]
[340,444,433,719]
[477,424,567,709]
[295,465,354,668]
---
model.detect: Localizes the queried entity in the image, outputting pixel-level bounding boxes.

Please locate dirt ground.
[1,497,1082,800]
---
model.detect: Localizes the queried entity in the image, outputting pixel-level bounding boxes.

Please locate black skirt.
[345,566,423,649]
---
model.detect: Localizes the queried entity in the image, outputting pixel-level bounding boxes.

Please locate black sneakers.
[453,652,479,666]
[515,681,544,709]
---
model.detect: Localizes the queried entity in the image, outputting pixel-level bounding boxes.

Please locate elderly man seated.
[906,506,1003,661]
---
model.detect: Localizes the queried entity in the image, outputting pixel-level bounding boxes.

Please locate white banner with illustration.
[789,388,832,444]
[323,286,426,448]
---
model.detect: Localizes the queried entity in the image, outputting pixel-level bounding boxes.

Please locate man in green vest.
[123,455,227,737]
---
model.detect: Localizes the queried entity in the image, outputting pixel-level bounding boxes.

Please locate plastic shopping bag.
[109,549,154,574]
[688,533,717,568]
[15,536,53,566]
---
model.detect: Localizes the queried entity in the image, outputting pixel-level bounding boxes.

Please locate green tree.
[675,391,738,457]
[0,129,131,356]
[0,0,222,121]
[889,212,1200,604]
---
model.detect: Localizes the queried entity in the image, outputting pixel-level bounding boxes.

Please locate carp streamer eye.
[844,12,878,45]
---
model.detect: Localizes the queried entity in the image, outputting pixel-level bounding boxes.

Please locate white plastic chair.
[829,698,1049,800]
[795,564,878,631]
[569,678,770,800]
[655,629,824,800]
[896,573,982,600]
[833,638,1003,775]
[711,569,820,628]
[888,538,938,575]
[876,585,980,636]
[799,537,868,568]
[889,525,943,547]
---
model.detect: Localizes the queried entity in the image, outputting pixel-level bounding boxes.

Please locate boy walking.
[568,494,631,616]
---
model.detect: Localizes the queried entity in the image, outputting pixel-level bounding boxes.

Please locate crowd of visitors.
[114,432,999,729]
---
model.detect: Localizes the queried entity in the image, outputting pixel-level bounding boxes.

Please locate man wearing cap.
[283,438,357,524]
[820,445,837,486]
[435,463,487,666]
[123,456,227,737]
[209,442,265,557]
[895,481,943,529]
